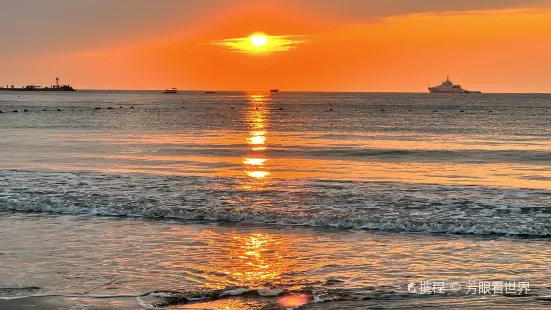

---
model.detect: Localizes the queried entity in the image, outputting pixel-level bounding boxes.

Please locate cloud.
[211,35,308,53]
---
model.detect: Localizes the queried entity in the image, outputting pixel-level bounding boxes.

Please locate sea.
[0,90,550,309]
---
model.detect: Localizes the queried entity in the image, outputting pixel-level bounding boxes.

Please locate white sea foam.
[1,171,550,236]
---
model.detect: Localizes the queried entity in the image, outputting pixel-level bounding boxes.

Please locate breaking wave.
[1,170,550,236]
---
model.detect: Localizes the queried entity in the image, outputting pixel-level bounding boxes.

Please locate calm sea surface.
[1,91,550,309]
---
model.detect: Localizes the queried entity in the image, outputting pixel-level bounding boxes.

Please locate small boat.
[270,89,279,93]
[164,88,177,94]
[205,91,216,94]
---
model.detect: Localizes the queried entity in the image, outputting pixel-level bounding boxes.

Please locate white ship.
[429,77,481,93]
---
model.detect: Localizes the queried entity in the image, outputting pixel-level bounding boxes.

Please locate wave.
[118,145,551,164]
[1,171,550,236]
[0,285,416,309]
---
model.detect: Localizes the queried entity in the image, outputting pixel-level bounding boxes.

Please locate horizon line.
[60,89,551,95]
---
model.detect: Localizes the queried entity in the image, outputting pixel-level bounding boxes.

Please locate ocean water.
[0,91,550,309]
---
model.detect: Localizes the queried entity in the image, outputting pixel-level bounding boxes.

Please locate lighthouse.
[56,77,59,88]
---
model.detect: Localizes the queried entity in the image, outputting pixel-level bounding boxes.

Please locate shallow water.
[1,91,550,308]
[1,214,551,309]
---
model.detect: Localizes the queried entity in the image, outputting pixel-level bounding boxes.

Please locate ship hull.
[429,88,481,94]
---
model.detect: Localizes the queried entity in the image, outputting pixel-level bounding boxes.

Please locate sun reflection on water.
[229,233,285,284]
[241,93,272,189]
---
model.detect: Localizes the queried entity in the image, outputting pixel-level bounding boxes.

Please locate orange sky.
[1,0,551,92]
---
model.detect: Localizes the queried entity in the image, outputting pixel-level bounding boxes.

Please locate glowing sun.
[250,34,268,47]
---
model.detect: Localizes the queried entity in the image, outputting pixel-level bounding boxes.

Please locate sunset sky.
[1,0,550,92]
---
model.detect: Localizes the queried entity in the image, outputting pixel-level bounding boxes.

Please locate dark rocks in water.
[107,107,113,110]
[329,108,333,111]
[408,109,412,112]
[380,109,386,112]
[489,110,493,113]
[460,110,465,113]
[433,110,438,112]
[279,108,284,110]
[231,107,235,109]
[120,106,123,109]
[57,109,61,112]
[94,107,101,110]
[23,109,28,112]
[13,110,18,113]
[0,111,2,114]
[43,109,47,111]
[130,106,134,109]
[256,107,259,110]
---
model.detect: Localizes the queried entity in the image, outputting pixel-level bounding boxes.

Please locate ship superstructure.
[429,77,481,93]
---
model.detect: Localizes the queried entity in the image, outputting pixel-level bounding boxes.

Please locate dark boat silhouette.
[164,88,177,94]
[270,89,280,93]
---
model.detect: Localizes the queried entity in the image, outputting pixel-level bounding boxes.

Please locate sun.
[250,34,268,47]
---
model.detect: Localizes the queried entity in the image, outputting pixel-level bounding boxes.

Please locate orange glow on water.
[246,170,270,179]
[277,294,310,308]
[243,158,268,166]
[242,93,272,186]
[247,136,266,145]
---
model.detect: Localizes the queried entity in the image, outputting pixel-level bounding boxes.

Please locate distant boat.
[164,88,177,94]
[429,77,481,93]
[270,89,280,93]
[205,91,216,94]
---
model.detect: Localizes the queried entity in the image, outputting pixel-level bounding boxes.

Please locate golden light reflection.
[229,233,284,284]
[245,171,270,179]
[247,136,267,145]
[241,93,272,188]
[212,34,308,54]
[250,95,269,104]
[242,158,268,166]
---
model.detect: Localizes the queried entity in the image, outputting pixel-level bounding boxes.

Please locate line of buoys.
[0,106,500,116]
